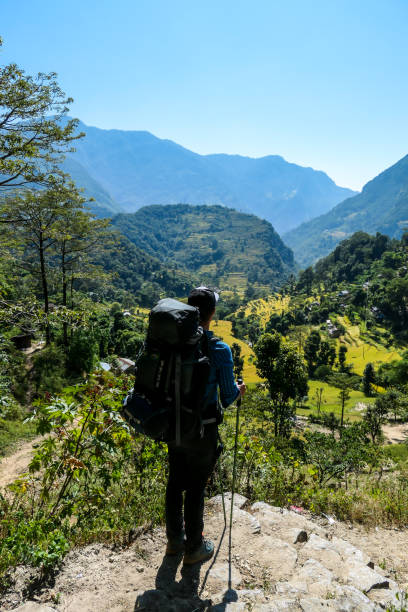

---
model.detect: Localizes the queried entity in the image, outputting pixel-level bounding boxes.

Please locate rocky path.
[3,494,407,612]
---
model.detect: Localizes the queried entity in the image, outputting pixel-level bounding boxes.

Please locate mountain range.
[64,119,355,234]
[284,154,408,267]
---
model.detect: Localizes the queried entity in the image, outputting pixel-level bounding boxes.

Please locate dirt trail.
[0,436,40,488]
[382,422,408,444]
[2,494,408,612]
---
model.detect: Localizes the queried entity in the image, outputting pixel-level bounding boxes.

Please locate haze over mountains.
[284,154,408,267]
[63,120,408,274]
[65,119,355,234]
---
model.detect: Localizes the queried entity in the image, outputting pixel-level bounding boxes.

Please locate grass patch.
[384,443,408,465]
[0,417,37,458]
[298,380,375,421]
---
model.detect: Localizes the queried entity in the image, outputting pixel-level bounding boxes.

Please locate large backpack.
[121,298,217,445]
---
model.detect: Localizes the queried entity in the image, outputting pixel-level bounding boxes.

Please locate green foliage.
[0,37,82,188]
[1,375,408,591]
[329,372,359,431]
[363,362,376,396]
[379,353,408,390]
[0,373,167,589]
[313,232,391,287]
[304,424,370,485]
[384,444,408,465]
[67,329,99,374]
[363,397,388,444]
[90,230,194,307]
[254,332,308,437]
[304,330,321,376]
[338,345,348,372]
[290,230,408,337]
[314,364,332,381]
[297,267,314,295]
[231,343,244,378]
[32,345,67,396]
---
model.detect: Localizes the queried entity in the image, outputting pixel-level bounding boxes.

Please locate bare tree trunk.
[340,396,345,438]
[70,274,74,343]
[39,231,50,344]
[62,242,68,348]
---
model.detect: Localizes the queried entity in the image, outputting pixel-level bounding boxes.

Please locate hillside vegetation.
[285,154,408,267]
[113,204,296,290]
[90,230,194,306]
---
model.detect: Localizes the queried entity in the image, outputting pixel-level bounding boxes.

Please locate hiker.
[165,286,246,565]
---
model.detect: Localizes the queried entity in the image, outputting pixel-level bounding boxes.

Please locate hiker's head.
[188,286,219,325]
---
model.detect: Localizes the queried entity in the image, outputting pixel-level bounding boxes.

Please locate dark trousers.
[165,424,218,552]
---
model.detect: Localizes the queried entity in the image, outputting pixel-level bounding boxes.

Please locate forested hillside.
[112,204,296,290]
[90,231,194,305]
[66,119,355,233]
[284,154,408,267]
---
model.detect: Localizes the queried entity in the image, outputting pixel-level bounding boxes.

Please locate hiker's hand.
[237,381,246,396]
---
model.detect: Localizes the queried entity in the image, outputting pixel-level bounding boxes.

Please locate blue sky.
[1,0,408,190]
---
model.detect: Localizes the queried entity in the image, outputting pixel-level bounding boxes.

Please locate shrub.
[32,345,66,396]
[67,329,99,374]
[314,364,332,381]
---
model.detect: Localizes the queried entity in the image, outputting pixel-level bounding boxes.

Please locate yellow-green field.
[336,316,401,376]
[212,319,262,383]
[235,295,291,327]
[221,272,247,291]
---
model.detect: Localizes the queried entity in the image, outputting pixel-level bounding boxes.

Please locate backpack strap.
[198,334,222,436]
[175,351,182,446]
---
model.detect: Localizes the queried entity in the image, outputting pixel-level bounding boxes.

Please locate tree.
[378,353,408,390]
[305,423,370,485]
[363,398,388,444]
[297,267,314,295]
[378,388,403,423]
[54,207,109,346]
[329,372,353,436]
[254,332,308,437]
[304,330,321,376]
[362,362,376,397]
[0,37,82,188]
[0,178,94,343]
[231,342,244,378]
[338,345,348,372]
[314,387,325,417]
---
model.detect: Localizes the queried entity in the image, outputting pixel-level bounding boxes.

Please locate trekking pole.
[217,432,227,528]
[228,378,243,589]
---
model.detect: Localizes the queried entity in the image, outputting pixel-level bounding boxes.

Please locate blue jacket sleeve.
[213,341,240,408]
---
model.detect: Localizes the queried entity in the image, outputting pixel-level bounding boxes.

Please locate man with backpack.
[165,286,246,565]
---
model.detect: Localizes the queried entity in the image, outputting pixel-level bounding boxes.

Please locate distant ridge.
[284,154,408,268]
[112,204,297,290]
[65,119,355,234]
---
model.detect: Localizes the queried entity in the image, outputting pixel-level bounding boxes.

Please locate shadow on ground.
[134,552,212,611]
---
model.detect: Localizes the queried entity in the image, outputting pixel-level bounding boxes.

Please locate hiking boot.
[183,539,214,565]
[165,534,185,555]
